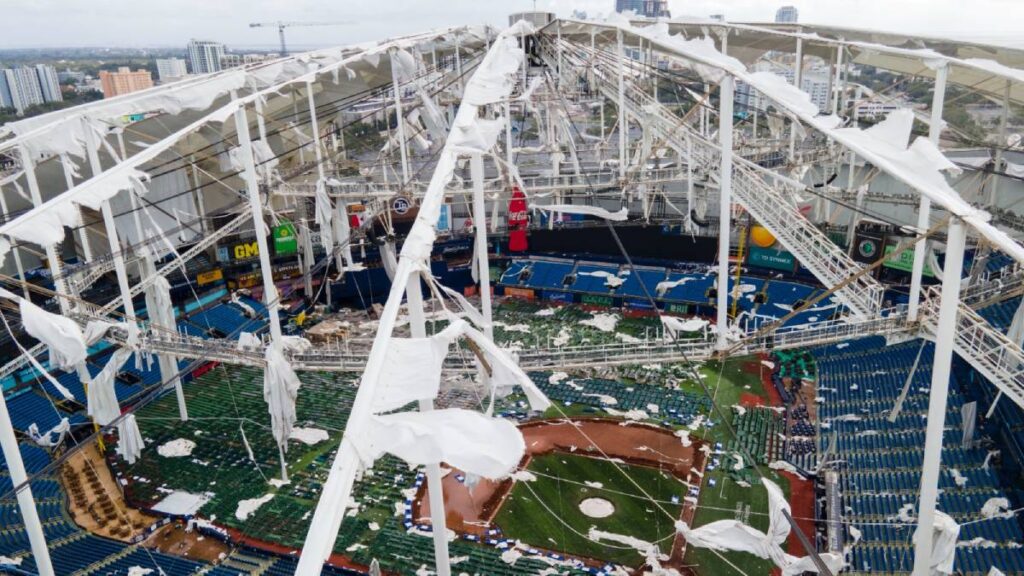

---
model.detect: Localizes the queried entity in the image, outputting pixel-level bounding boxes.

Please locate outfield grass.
[494,453,684,567]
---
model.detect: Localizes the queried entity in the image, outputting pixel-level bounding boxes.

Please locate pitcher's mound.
[579,497,615,518]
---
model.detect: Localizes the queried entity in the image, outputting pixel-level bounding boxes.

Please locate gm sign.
[233,242,259,260]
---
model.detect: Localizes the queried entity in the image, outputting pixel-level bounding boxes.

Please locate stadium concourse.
[3,10,1024,576]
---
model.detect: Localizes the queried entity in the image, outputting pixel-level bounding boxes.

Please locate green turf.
[494,452,684,567]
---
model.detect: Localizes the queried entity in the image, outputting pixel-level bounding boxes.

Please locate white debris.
[235,493,275,521]
[675,429,693,447]
[511,470,537,482]
[548,372,569,385]
[580,312,619,332]
[950,469,968,488]
[268,478,290,488]
[289,427,330,446]
[535,308,557,317]
[127,568,154,576]
[0,557,22,566]
[605,407,649,421]
[157,438,197,458]
[981,497,1013,519]
[767,460,802,476]
[732,405,747,417]
[583,393,618,405]
[761,360,776,369]
[585,481,604,489]
[152,491,211,516]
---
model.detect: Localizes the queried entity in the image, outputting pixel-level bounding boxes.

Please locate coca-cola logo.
[508,210,528,221]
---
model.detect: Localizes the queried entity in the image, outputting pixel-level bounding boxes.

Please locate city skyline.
[1,0,1023,49]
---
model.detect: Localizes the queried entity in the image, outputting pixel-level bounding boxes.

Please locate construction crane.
[248,21,354,56]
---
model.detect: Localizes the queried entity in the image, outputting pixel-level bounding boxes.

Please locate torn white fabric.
[18,297,87,371]
[356,408,525,479]
[380,240,399,282]
[916,511,960,575]
[237,332,262,350]
[372,321,463,413]
[2,166,148,251]
[86,347,146,463]
[117,414,144,465]
[450,118,506,154]
[27,418,70,447]
[661,315,709,334]
[231,291,257,318]
[315,178,335,258]
[532,204,629,222]
[577,270,627,288]
[144,275,176,332]
[676,478,845,575]
[264,343,301,452]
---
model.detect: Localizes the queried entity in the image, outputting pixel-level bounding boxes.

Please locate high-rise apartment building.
[99,67,154,98]
[187,39,226,75]
[35,64,63,104]
[220,53,273,69]
[156,58,189,83]
[775,5,799,23]
[614,0,670,18]
[1,67,47,113]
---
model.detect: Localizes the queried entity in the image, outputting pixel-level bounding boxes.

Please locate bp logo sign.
[392,197,411,215]
[858,239,878,259]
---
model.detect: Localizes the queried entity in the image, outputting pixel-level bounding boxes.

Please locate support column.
[0,392,54,576]
[404,277,451,576]
[908,64,948,322]
[304,81,325,294]
[390,50,412,184]
[789,36,803,161]
[234,105,288,482]
[831,46,845,116]
[0,187,30,299]
[556,23,563,90]
[455,34,463,92]
[686,136,695,233]
[989,79,1011,208]
[14,148,60,576]
[912,217,967,576]
[471,154,494,338]
[189,155,208,236]
[716,76,735,351]
[617,29,627,181]
[82,119,136,324]
[58,156,93,262]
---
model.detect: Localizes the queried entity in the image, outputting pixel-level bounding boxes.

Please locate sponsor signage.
[232,241,260,261]
[273,222,298,256]
[504,286,535,300]
[543,290,574,304]
[665,302,690,314]
[507,186,528,252]
[196,269,224,286]
[883,241,934,277]
[392,196,412,215]
[437,204,452,232]
[748,245,796,272]
[624,298,656,310]
[581,294,613,307]
[852,231,885,265]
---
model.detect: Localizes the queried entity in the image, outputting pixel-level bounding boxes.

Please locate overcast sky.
[1,0,1021,50]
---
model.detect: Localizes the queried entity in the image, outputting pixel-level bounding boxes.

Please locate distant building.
[220,53,273,69]
[0,66,56,114]
[35,64,62,103]
[155,58,189,83]
[775,5,799,23]
[709,13,725,22]
[57,68,85,84]
[738,66,829,113]
[99,67,154,98]
[614,0,670,18]
[187,39,226,75]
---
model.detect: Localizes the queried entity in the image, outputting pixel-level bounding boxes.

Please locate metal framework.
[0,13,1024,576]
